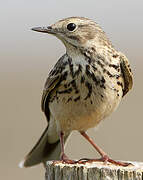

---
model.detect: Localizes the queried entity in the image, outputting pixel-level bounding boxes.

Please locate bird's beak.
[31,26,55,34]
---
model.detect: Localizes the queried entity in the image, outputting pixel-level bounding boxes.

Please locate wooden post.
[45,161,143,180]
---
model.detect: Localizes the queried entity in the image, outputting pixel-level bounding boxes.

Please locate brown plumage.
[20,17,133,168]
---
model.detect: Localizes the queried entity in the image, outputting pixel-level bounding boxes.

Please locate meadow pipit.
[20,17,133,168]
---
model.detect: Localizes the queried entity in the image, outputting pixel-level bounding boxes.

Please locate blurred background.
[1,0,143,179]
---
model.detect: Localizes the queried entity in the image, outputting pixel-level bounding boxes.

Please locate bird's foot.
[77,155,131,166]
[105,157,131,166]
[61,153,77,164]
[53,154,76,164]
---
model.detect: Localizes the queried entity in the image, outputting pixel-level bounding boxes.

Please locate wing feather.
[41,75,61,113]
[119,52,133,96]
[41,54,68,120]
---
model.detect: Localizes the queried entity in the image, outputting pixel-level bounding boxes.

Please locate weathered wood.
[45,161,143,180]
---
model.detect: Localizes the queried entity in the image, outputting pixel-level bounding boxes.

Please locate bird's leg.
[59,131,76,164]
[79,131,131,166]
[60,131,69,161]
[79,131,108,160]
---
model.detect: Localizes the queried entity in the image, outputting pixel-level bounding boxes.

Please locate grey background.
[1,0,143,179]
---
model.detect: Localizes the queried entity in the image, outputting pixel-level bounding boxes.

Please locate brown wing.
[119,52,133,97]
[41,75,60,113]
[41,54,68,120]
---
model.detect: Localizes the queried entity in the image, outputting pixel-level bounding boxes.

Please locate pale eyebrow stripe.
[78,23,95,28]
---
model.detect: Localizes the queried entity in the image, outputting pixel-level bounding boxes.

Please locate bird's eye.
[67,23,76,31]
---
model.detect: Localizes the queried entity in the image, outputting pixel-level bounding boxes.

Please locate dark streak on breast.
[68,57,74,78]
[69,79,79,94]
[103,69,115,78]
[117,81,123,88]
[86,64,99,85]
[96,55,109,65]
[58,88,72,94]
[91,65,97,71]
[100,94,104,98]
[81,75,85,83]
[109,64,120,71]
[67,97,72,103]
[112,54,119,58]
[101,76,106,83]
[72,64,82,78]
[100,84,106,89]
[97,60,104,68]
[74,96,80,102]
[84,81,92,100]
[61,71,68,81]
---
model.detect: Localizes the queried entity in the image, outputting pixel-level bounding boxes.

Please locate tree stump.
[45,161,143,180]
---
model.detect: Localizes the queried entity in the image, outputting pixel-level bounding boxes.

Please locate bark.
[45,161,143,180]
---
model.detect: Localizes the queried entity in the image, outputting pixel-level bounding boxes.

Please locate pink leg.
[59,131,76,164]
[79,131,131,166]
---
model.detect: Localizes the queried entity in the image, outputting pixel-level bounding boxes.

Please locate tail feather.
[19,126,69,168]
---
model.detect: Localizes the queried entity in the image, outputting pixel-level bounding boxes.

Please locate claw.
[61,153,77,164]
[76,156,132,166]
[107,158,131,166]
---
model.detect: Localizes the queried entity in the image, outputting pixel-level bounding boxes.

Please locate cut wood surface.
[45,161,143,180]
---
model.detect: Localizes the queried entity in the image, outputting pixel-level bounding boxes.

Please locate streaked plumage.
[20,17,133,168]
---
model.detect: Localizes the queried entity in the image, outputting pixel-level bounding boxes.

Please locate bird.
[20,17,133,168]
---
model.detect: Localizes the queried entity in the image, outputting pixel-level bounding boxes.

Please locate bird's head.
[32,17,111,53]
